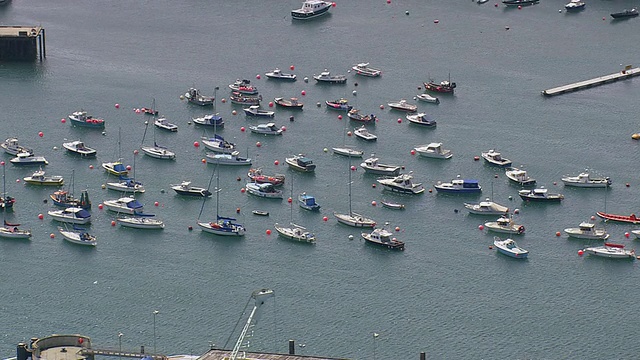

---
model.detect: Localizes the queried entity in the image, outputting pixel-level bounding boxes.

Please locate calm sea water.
[2,1,640,359]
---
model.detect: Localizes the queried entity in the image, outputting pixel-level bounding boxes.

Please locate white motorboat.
[171,181,212,197]
[313,70,347,84]
[387,99,417,112]
[243,105,275,118]
[406,113,436,127]
[228,79,259,95]
[377,173,425,194]
[10,152,48,166]
[561,171,611,188]
[463,200,509,215]
[353,126,377,141]
[48,207,92,224]
[415,93,440,104]
[154,117,178,132]
[414,143,452,159]
[564,222,609,240]
[291,0,332,20]
[249,123,283,135]
[192,113,224,127]
[493,237,528,259]
[352,63,381,77]
[505,167,536,186]
[62,140,97,157]
[106,176,145,193]
[58,226,97,246]
[274,223,316,243]
[381,200,405,210]
[1,138,33,156]
[205,151,252,166]
[632,229,640,239]
[332,146,364,158]
[184,87,214,106]
[484,216,525,235]
[265,68,297,81]
[0,221,32,239]
[245,182,284,199]
[565,0,585,11]
[117,216,165,229]
[362,223,405,250]
[285,154,316,172]
[201,134,236,154]
[582,243,635,259]
[103,197,144,215]
[360,156,401,176]
[434,178,482,194]
[518,187,564,202]
[481,149,512,167]
[141,142,176,160]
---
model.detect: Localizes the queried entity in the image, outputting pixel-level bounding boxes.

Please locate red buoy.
[61,118,66,123]
[98,204,103,210]
[323,216,328,222]
[111,221,116,226]
[338,115,342,120]
[38,213,43,220]
[38,131,44,137]
[115,103,120,109]
[266,229,272,235]
[274,160,279,165]
[193,141,200,147]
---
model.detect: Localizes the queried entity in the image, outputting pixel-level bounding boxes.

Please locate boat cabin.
[452,179,480,189]
[578,222,596,232]
[296,157,314,168]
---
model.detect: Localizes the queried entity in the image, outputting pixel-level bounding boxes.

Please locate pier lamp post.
[118,332,123,360]
[153,310,159,354]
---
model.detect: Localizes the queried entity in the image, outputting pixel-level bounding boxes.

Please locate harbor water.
[2,1,640,359]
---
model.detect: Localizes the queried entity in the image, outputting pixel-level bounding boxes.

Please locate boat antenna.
[213,86,219,135]
[348,156,353,216]
[198,165,217,221]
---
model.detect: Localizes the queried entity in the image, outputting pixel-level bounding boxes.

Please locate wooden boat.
[245,182,284,199]
[424,77,456,94]
[347,109,377,124]
[192,114,224,128]
[502,0,539,6]
[353,126,377,141]
[313,70,347,84]
[352,63,381,77]
[230,92,262,105]
[68,110,105,128]
[360,156,401,176]
[298,193,321,211]
[243,105,274,117]
[62,140,97,157]
[406,113,436,127]
[1,138,33,156]
[518,188,564,202]
[414,143,452,159]
[10,153,48,166]
[505,167,536,186]
[184,88,214,106]
[249,123,283,135]
[611,8,638,19]
[485,216,525,235]
[434,178,482,194]
[247,168,285,186]
[361,223,405,250]
[377,173,424,195]
[58,226,97,246]
[561,171,611,188]
[583,243,635,259]
[24,169,63,186]
[265,68,297,81]
[326,98,351,110]
[205,151,252,166]
[285,154,316,172]
[117,216,165,230]
[274,223,316,243]
[481,149,511,167]
[596,212,640,224]
[291,0,332,20]
[0,220,32,239]
[493,237,528,259]
[228,79,258,95]
[416,93,439,104]
[201,134,235,154]
[274,97,304,109]
[48,207,92,224]
[154,118,178,132]
[387,99,417,112]
[381,200,405,210]
[171,181,212,197]
[565,222,609,240]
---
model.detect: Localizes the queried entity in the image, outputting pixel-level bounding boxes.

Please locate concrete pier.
[0,26,46,61]
[542,66,640,96]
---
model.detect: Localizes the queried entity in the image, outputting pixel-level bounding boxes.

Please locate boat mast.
[198,166,216,221]
[348,156,353,216]
[229,289,274,360]
[213,86,219,135]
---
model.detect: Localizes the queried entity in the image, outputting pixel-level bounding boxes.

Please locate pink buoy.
[290,65,295,70]
[578,249,584,256]
[301,90,306,96]
[241,188,246,193]
[495,3,498,6]
[266,229,272,235]
[126,165,132,171]
[397,118,402,123]
[232,110,237,115]
[338,115,343,120]
[281,126,286,131]
[514,208,520,214]
[379,104,384,109]
[188,226,193,231]
[38,213,43,220]
[256,74,261,79]
[518,5,522,9]
[61,118,66,123]
[268,101,274,107]
[89,165,94,169]
[434,19,439,23]
[428,188,432,193]
[553,181,557,185]
[50,233,55,239]
[221,98,226,103]
[372,183,376,188]
[473,156,480,161]
[626,232,630,238]
[288,197,292,203]
[98,204,103,210]
[626,183,630,187]
[350,165,356,171]
[38,131,44,137]
[395,226,400,232]
[371,201,377,206]
[193,141,200,147]
[332,2,336,7]
[16,179,20,183]
[386,0,391,3]
[494,174,499,178]
[274,160,279,165]
[135,109,141,114]
[115,103,120,109]
[236,207,241,213]
[347,131,352,137]
[0,161,4,166]
[133,149,139,155]
[240,126,246,132]
[201,158,206,164]
[590,215,596,220]
[323,216,328,222]
[410,149,416,155]
[78,338,84,345]
[556,231,561,237]
[478,225,484,230]
[256,142,262,147]
[154,201,159,207]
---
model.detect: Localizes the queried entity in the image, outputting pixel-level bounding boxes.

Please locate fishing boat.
[381,200,405,210]
[377,173,425,194]
[361,223,405,250]
[561,171,611,188]
[192,114,224,128]
[274,97,304,109]
[424,76,456,94]
[332,146,364,158]
[611,8,638,19]
[48,207,92,224]
[353,125,377,141]
[248,168,286,186]
[228,79,258,95]
[51,189,92,209]
[502,0,539,6]
[298,192,321,211]
[326,98,351,111]
[58,226,97,246]
[68,110,105,128]
[140,112,176,160]
[62,140,97,157]
[505,167,536,186]
[106,176,145,193]
[171,181,212,197]
[197,170,246,236]
[201,134,236,154]
[564,0,585,11]
[249,123,283,135]
[484,216,525,235]
[313,70,347,84]
[274,223,316,243]
[285,154,316,172]
[406,113,436,127]
[117,215,165,230]
[265,68,297,81]
[414,143,452,159]
[347,109,377,124]
[243,105,274,117]
[184,88,214,106]
[23,169,63,186]
[387,99,417,112]
[205,151,252,166]
[155,117,178,132]
[230,92,262,105]
[434,178,482,194]
[493,237,528,259]
[463,200,509,215]
[1,138,33,156]
[10,152,48,166]
[415,93,440,104]
[352,63,381,77]
[481,150,512,167]
[360,156,401,176]
[245,182,284,199]
[0,220,32,239]
[564,222,609,240]
[518,187,564,202]
[596,212,640,224]
[103,197,144,215]
[582,243,636,259]
[334,158,376,228]
[291,0,332,20]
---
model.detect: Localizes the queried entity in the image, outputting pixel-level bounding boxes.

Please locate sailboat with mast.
[274,176,316,243]
[197,167,246,236]
[0,164,30,239]
[0,161,15,210]
[50,169,92,209]
[332,125,364,158]
[141,100,176,160]
[106,153,145,193]
[102,127,129,177]
[334,158,376,228]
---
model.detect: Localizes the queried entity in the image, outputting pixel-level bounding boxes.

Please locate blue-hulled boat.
[68,111,106,128]
[434,178,482,194]
[291,0,332,20]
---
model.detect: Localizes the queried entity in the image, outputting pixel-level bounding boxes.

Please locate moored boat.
[564,0,585,11]
[298,193,321,211]
[274,223,316,243]
[10,153,48,166]
[228,79,258,95]
[48,207,91,224]
[192,113,224,128]
[230,92,262,106]
[50,189,92,208]
[184,88,214,106]
[326,98,351,110]
[62,140,97,157]
[171,181,212,197]
[332,146,364,158]
[243,105,274,118]
[102,160,128,177]
[205,151,252,166]
[352,63,381,77]
[0,220,32,239]
[245,182,284,199]
[464,200,509,215]
[582,243,636,259]
[247,168,286,186]
[347,108,377,124]
[140,142,176,160]
[154,117,178,132]
[561,171,611,188]
[611,8,638,19]
[377,173,424,194]
[381,200,405,210]
[484,216,525,235]
[596,212,640,224]
[1,138,33,156]
[106,176,145,193]
[416,93,440,104]
[505,167,536,186]
[58,226,97,246]
[387,99,417,112]
[564,222,609,240]
[414,143,452,159]
[249,123,283,135]
[481,149,512,167]
[361,223,405,250]
[406,113,436,127]
[68,110,105,128]
[313,70,347,84]
[274,97,304,109]
[103,197,144,215]
[265,68,297,81]
[117,216,165,229]
[23,170,63,186]
[434,178,482,194]
[285,154,316,172]
[518,187,564,202]
[353,125,377,141]
[502,0,539,6]
[360,156,401,176]
[424,78,456,94]
[493,237,528,259]
[201,134,236,154]
[291,0,332,20]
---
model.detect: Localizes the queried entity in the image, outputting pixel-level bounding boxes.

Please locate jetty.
[542,66,640,96]
[0,26,46,61]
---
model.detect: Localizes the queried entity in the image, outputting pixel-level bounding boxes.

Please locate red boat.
[596,211,640,224]
[248,168,285,187]
[274,97,303,109]
[424,79,456,94]
[141,107,158,116]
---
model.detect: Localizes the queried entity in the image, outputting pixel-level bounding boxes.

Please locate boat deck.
[198,349,348,360]
[542,67,640,96]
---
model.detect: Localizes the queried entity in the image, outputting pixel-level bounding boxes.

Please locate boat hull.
[334,212,376,228]
[292,5,330,19]
[117,218,165,229]
[198,222,245,236]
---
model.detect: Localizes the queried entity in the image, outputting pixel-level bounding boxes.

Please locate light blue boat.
[298,192,320,211]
